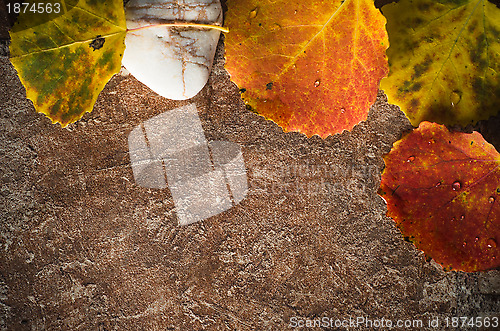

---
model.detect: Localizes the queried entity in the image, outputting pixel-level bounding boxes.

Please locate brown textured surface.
[1,6,499,331]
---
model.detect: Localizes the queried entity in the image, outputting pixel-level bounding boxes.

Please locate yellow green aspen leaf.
[381,0,500,127]
[9,0,127,127]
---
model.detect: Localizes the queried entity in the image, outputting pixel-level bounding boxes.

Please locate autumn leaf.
[380,0,500,127]
[224,0,388,138]
[9,0,127,127]
[379,122,500,272]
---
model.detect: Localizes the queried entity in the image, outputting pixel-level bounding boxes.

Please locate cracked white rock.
[122,0,223,100]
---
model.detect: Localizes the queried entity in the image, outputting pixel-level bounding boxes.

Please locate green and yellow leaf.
[381,0,500,127]
[9,0,127,127]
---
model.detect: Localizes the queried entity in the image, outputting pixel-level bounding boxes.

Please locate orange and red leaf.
[224,0,388,138]
[379,122,500,272]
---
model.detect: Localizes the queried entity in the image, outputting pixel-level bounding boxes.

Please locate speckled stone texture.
[1,2,499,330]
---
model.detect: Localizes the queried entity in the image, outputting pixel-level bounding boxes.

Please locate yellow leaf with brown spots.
[381,0,500,127]
[9,0,126,127]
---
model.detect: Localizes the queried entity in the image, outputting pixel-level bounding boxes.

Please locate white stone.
[122,0,222,100]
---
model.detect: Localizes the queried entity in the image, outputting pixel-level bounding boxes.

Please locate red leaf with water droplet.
[379,122,500,272]
[224,0,388,138]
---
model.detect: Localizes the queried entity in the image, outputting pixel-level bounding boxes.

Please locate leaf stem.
[127,23,229,33]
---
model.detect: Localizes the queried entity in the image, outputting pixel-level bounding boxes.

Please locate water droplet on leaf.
[407,155,415,162]
[435,182,442,187]
[450,91,461,106]
[314,79,320,87]
[452,181,461,191]
[486,238,497,248]
[249,7,258,19]
[489,196,495,203]
[340,107,345,114]
[460,215,465,221]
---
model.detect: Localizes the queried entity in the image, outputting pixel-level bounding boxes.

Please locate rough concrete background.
[1,1,499,330]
